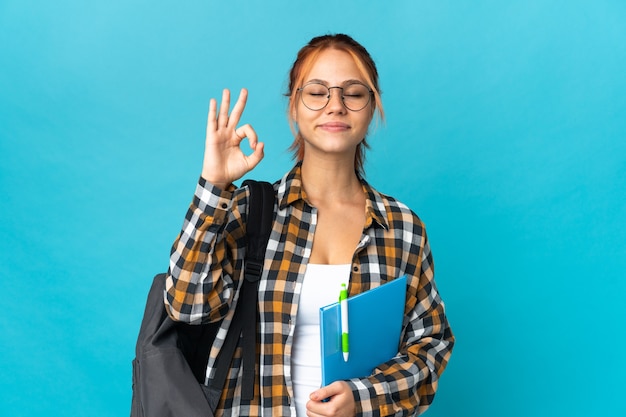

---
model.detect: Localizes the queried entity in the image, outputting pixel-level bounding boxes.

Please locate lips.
[319,122,350,132]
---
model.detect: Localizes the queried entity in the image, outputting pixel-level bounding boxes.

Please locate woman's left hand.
[306,381,356,417]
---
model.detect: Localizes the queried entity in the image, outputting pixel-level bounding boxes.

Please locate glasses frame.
[296,81,374,112]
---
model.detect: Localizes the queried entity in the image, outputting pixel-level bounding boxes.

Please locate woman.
[165,34,454,416]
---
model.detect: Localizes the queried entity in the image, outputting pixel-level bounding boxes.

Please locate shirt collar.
[277,162,389,231]
[277,162,307,210]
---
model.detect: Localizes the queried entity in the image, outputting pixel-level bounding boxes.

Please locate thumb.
[310,382,341,402]
[245,141,265,171]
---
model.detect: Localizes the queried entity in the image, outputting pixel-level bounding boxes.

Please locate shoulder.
[363,181,427,237]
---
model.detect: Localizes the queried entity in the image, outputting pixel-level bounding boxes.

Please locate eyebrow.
[306,78,365,86]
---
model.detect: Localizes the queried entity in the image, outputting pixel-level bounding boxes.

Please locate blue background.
[1,1,625,416]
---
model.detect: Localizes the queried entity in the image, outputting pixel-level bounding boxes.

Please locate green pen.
[339,283,349,362]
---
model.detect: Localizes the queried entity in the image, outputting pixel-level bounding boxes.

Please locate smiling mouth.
[319,122,350,132]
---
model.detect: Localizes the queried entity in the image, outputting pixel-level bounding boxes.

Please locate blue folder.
[319,275,407,386]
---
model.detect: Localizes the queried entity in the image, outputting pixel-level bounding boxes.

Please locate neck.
[300,155,362,205]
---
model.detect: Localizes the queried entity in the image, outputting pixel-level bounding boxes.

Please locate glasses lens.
[342,83,371,111]
[301,83,329,111]
[299,82,372,111]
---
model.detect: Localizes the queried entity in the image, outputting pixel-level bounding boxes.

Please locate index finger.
[227,88,249,128]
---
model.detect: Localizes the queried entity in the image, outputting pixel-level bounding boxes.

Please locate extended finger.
[217,89,231,128]
[206,98,217,133]
[227,88,248,129]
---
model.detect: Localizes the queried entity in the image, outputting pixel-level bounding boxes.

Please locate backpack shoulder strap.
[241,180,275,283]
[209,180,275,403]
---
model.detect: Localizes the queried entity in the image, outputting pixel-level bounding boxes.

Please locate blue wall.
[1,1,625,416]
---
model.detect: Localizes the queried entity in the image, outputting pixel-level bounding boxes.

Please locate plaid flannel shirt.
[165,163,454,416]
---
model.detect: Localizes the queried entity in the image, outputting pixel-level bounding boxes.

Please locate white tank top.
[291,264,351,416]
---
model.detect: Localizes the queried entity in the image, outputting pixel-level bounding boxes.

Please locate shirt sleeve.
[347,234,455,416]
[164,178,246,325]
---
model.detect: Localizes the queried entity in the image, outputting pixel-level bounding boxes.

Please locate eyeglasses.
[297,81,373,111]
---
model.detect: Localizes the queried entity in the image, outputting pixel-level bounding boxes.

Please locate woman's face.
[294,48,374,163]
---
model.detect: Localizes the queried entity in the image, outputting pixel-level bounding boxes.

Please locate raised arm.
[165,88,263,324]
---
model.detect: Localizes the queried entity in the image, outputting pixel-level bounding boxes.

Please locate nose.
[326,87,346,113]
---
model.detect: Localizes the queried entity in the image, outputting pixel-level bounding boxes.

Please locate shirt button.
[353,265,359,272]
[221,203,228,209]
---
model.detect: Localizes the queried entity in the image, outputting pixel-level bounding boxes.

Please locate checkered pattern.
[165,163,454,416]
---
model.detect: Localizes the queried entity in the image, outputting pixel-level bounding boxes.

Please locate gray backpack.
[130,180,275,417]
